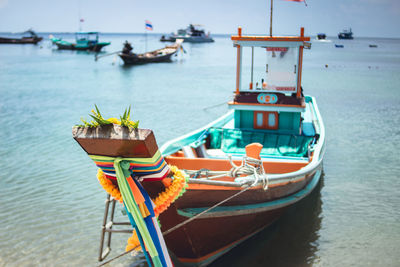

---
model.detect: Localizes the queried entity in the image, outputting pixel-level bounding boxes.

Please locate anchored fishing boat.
[73,26,325,267]
[316,33,326,40]
[118,40,182,65]
[51,32,110,52]
[160,24,214,43]
[338,28,353,39]
[0,29,43,44]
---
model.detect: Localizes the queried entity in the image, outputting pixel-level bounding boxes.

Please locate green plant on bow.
[120,106,139,130]
[76,105,139,130]
[89,104,112,126]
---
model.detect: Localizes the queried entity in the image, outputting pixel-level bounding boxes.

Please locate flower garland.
[97,169,123,203]
[96,165,188,252]
[153,165,188,216]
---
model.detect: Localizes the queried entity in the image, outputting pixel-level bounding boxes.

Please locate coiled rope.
[188,155,269,190]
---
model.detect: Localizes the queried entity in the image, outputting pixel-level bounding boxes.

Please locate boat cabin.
[163,27,316,165]
[75,31,99,45]
[229,27,310,136]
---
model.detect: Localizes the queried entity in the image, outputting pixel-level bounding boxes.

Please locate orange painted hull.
[142,160,320,266]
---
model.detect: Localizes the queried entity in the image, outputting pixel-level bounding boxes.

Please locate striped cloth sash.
[113,158,173,267]
[89,150,169,181]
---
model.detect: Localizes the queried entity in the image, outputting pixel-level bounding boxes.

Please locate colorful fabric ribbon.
[89,150,170,181]
[114,158,173,267]
[89,152,172,267]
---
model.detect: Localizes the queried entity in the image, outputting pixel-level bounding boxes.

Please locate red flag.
[284,0,307,6]
[145,20,153,31]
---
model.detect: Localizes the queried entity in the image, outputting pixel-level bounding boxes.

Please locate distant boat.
[316,33,326,40]
[338,28,353,39]
[160,35,175,42]
[0,30,43,44]
[335,44,344,48]
[160,24,214,43]
[51,32,110,52]
[369,44,378,48]
[119,40,182,65]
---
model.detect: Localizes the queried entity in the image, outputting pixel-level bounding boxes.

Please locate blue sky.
[0,0,399,38]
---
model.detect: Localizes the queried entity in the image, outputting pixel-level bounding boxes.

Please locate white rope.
[163,156,269,237]
[187,155,269,190]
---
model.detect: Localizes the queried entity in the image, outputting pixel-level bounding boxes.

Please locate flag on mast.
[284,0,307,6]
[145,20,153,31]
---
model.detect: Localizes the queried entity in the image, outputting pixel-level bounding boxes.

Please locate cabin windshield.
[265,47,298,93]
[76,33,99,42]
[241,46,299,94]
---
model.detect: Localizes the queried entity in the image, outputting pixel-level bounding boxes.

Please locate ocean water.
[0,33,399,267]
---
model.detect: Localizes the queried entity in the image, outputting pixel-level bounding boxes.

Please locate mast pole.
[250,46,254,89]
[145,28,147,52]
[269,0,273,36]
[78,0,82,32]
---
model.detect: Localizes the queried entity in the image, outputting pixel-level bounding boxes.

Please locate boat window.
[256,112,264,127]
[267,112,276,128]
[254,111,279,130]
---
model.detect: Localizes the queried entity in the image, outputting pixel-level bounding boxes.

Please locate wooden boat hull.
[0,36,43,44]
[54,42,110,52]
[119,47,178,65]
[338,35,353,39]
[143,165,322,266]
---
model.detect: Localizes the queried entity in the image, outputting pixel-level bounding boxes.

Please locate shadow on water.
[209,173,325,267]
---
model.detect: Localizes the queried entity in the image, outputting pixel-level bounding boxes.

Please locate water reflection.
[210,173,324,267]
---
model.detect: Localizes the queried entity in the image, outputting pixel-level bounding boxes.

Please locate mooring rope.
[163,184,253,236]
[97,245,140,267]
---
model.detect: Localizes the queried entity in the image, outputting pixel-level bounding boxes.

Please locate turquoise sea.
[0,33,399,267]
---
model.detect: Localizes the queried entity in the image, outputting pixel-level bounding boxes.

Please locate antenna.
[78,0,83,31]
[269,0,273,36]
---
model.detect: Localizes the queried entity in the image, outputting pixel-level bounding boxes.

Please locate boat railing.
[160,110,234,156]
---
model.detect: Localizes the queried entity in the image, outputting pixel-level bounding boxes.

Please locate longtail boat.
[119,40,182,65]
[0,30,43,44]
[51,32,110,52]
[73,26,325,267]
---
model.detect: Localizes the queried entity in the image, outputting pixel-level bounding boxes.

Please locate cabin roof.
[231,35,310,42]
[76,31,99,34]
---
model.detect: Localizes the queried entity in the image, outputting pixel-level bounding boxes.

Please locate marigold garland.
[96,165,188,252]
[97,169,123,203]
[153,165,188,217]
